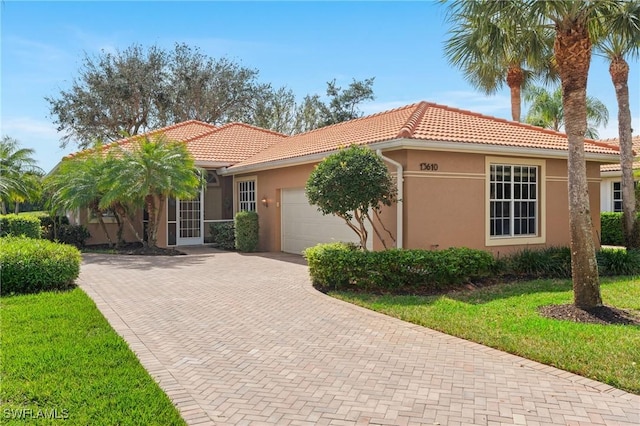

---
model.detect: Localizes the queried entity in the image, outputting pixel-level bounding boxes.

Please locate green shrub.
[235,211,259,252]
[0,214,41,238]
[597,248,640,276]
[502,247,572,279]
[40,214,71,240]
[303,243,495,292]
[210,221,235,250]
[601,212,625,246]
[55,224,91,247]
[0,237,81,295]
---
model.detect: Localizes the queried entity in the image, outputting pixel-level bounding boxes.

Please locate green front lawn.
[1,289,186,425]
[332,277,640,394]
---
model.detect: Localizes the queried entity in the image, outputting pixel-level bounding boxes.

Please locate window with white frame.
[489,164,539,238]
[238,180,256,212]
[612,182,623,212]
[613,181,639,212]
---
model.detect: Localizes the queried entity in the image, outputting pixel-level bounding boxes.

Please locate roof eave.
[195,160,235,169]
[222,138,621,175]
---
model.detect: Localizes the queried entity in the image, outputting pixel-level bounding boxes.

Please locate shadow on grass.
[330,277,575,307]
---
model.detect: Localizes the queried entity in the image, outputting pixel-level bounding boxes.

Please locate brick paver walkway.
[79,250,639,426]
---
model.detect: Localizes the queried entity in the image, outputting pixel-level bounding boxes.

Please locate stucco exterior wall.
[82,209,144,246]
[236,149,603,256]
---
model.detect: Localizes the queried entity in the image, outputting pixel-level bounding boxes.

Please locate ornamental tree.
[305,145,397,250]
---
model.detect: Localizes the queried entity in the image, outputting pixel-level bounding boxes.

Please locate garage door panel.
[281,188,371,254]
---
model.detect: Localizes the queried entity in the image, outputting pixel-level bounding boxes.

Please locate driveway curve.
[79,250,639,426]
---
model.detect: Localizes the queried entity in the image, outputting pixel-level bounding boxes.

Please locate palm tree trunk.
[506,65,524,122]
[94,210,114,248]
[145,195,158,248]
[555,21,602,309]
[113,203,144,245]
[14,202,20,214]
[609,56,638,248]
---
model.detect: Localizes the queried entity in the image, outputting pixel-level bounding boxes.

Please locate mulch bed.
[84,243,185,256]
[538,304,640,326]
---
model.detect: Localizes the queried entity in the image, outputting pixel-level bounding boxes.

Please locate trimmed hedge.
[210,221,235,250]
[0,214,41,239]
[601,212,625,246]
[235,211,259,252]
[0,237,81,295]
[600,212,640,246]
[303,243,495,292]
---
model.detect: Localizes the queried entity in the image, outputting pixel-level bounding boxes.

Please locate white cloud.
[4,36,69,64]
[431,90,511,118]
[1,117,60,140]
[360,100,422,115]
[1,117,74,173]
[596,116,640,140]
[360,91,511,119]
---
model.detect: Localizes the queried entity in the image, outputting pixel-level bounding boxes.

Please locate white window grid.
[238,180,256,212]
[489,164,538,237]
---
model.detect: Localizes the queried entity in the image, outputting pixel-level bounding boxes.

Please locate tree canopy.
[443,0,556,122]
[305,145,397,250]
[47,43,376,147]
[524,85,609,139]
[0,136,42,214]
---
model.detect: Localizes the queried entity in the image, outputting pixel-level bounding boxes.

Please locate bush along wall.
[0,236,82,295]
[601,212,625,246]
[235,211,259,252]
[210,221,235,250]
[0,214,41,239]
[303,243,495,292]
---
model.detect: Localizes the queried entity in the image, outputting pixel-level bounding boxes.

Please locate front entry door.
[170,191,204,246]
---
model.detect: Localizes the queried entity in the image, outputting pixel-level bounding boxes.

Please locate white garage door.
[281,188,372,254]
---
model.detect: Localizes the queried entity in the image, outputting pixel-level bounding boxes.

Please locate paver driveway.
[79,250,639,426]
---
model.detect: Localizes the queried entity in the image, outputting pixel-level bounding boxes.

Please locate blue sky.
[2,1,639,173]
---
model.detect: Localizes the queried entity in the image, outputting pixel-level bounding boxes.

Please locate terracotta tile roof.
[598,136,640,172]
[230,101,621,170]
[601,161,640,172]
[184,123,287,164]
[66,120,285,165]
[67,120,218,159]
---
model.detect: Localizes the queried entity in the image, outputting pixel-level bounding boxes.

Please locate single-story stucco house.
[599,135,639,212]
[66,101,621,255]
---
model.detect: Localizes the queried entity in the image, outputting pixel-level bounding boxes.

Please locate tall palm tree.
[525,0,638,309]
[101,135,204,248]
[451,0,631,309]
[524,85,609,139]
[46,153,116,247]
[443,0,556,122]
[0,136,42,214]
[596,0,640,248]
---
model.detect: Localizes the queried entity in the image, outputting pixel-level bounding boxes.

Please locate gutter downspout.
[376,150,403,249]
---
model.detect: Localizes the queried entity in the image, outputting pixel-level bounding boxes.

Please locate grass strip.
[1,288,186,425]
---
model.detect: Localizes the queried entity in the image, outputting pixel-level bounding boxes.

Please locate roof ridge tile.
[214,122,289,138]
[293,102,421,137]
[396,101,429,138]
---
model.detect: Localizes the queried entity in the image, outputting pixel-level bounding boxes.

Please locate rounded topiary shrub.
[0,237,82,295]
[0,214,41,239]
[235,211,259,252]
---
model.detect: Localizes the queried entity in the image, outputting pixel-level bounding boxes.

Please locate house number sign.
[419,163,439,171]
